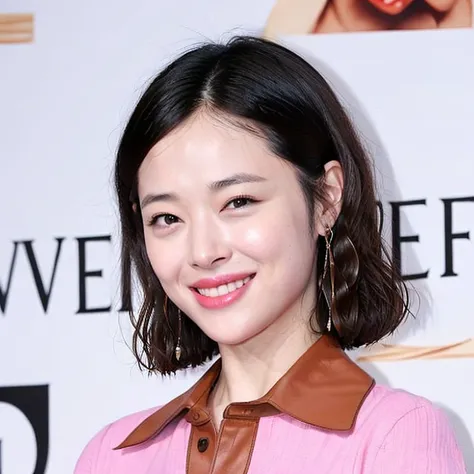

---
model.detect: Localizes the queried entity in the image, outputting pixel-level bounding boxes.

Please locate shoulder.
[73,406,160,474]
[360,384,454,435]
[361,383,436,420]
[359,385,466,473]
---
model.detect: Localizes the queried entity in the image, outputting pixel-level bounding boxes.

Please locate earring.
[175,309,182,361]
[323,226,335,332]
[164,295,183,362]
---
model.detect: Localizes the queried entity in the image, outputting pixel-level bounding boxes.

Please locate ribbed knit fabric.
[74,384,466,473]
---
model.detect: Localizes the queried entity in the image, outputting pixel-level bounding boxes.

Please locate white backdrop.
[0,1,473,473]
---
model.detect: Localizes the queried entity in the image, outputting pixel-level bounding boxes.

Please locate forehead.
[137,113,289,192]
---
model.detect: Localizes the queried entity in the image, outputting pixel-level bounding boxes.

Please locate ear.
[314,160,344,236]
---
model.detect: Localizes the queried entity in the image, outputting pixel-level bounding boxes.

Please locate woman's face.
[137,113,320,346]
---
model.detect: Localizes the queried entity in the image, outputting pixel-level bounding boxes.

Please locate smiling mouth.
[193,274,256,298]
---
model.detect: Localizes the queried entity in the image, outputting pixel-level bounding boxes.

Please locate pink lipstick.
[191,273,255,309]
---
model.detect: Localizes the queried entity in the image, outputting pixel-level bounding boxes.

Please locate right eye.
[148,213,180,227]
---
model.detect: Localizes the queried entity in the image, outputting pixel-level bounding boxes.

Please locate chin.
[204,321,270,347]
[208,332,254,347]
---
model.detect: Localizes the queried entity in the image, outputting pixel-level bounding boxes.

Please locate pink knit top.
[75,385,466,473]
[75,336,466,473]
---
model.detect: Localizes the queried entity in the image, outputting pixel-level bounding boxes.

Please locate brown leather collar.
[115,335,374,449]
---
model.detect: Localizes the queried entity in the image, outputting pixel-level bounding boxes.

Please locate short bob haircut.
[115,35,409,375]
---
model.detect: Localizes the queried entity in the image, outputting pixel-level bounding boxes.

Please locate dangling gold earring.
[175,309,182,361]
[323,226,335,332]
[164,295,183,362]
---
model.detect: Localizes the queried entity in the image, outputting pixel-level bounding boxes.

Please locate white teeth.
[196,276,252,297]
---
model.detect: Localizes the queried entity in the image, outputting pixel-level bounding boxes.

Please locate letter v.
[22,238,64,312]
[0,242,20,313]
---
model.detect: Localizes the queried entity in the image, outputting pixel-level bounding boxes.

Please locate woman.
[74,36,466,473]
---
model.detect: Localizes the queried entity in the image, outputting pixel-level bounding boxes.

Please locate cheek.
[143,232,179,284]
[234,207,314,266]
[233,220,288,260]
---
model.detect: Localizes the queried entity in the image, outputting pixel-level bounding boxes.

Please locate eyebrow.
[209,172,267,191]
[140,172,267,209]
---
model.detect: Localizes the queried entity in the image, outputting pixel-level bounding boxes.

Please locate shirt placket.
[186,405,262,474]
[185,406,216,474]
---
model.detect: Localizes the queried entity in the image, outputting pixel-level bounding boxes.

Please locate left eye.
[225,197,255,209]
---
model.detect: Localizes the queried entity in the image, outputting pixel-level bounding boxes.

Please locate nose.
[187,215,232,269]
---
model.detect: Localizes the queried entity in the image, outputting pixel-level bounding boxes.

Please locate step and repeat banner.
[1,1,473,473]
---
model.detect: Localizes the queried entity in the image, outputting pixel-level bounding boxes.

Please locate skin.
[138,111,343,431]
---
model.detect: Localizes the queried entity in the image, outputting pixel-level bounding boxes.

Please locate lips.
[191,272,255,290]
[367,0,414,15]
[190,273,256,309]
[195,275,253,297]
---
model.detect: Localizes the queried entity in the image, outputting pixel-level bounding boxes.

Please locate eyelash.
[147,194,258,228]
[147,214,177,227]
[224,194,257,210]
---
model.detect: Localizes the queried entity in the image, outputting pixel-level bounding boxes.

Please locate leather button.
[197,437,209,453]
[192,412,200,421]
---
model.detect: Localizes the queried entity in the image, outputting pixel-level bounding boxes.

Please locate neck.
[209,304,320,411]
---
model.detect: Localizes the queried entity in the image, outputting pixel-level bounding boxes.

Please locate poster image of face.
[265,0,472,36]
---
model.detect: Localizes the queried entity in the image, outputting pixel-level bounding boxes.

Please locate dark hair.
[115,35,409,375]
